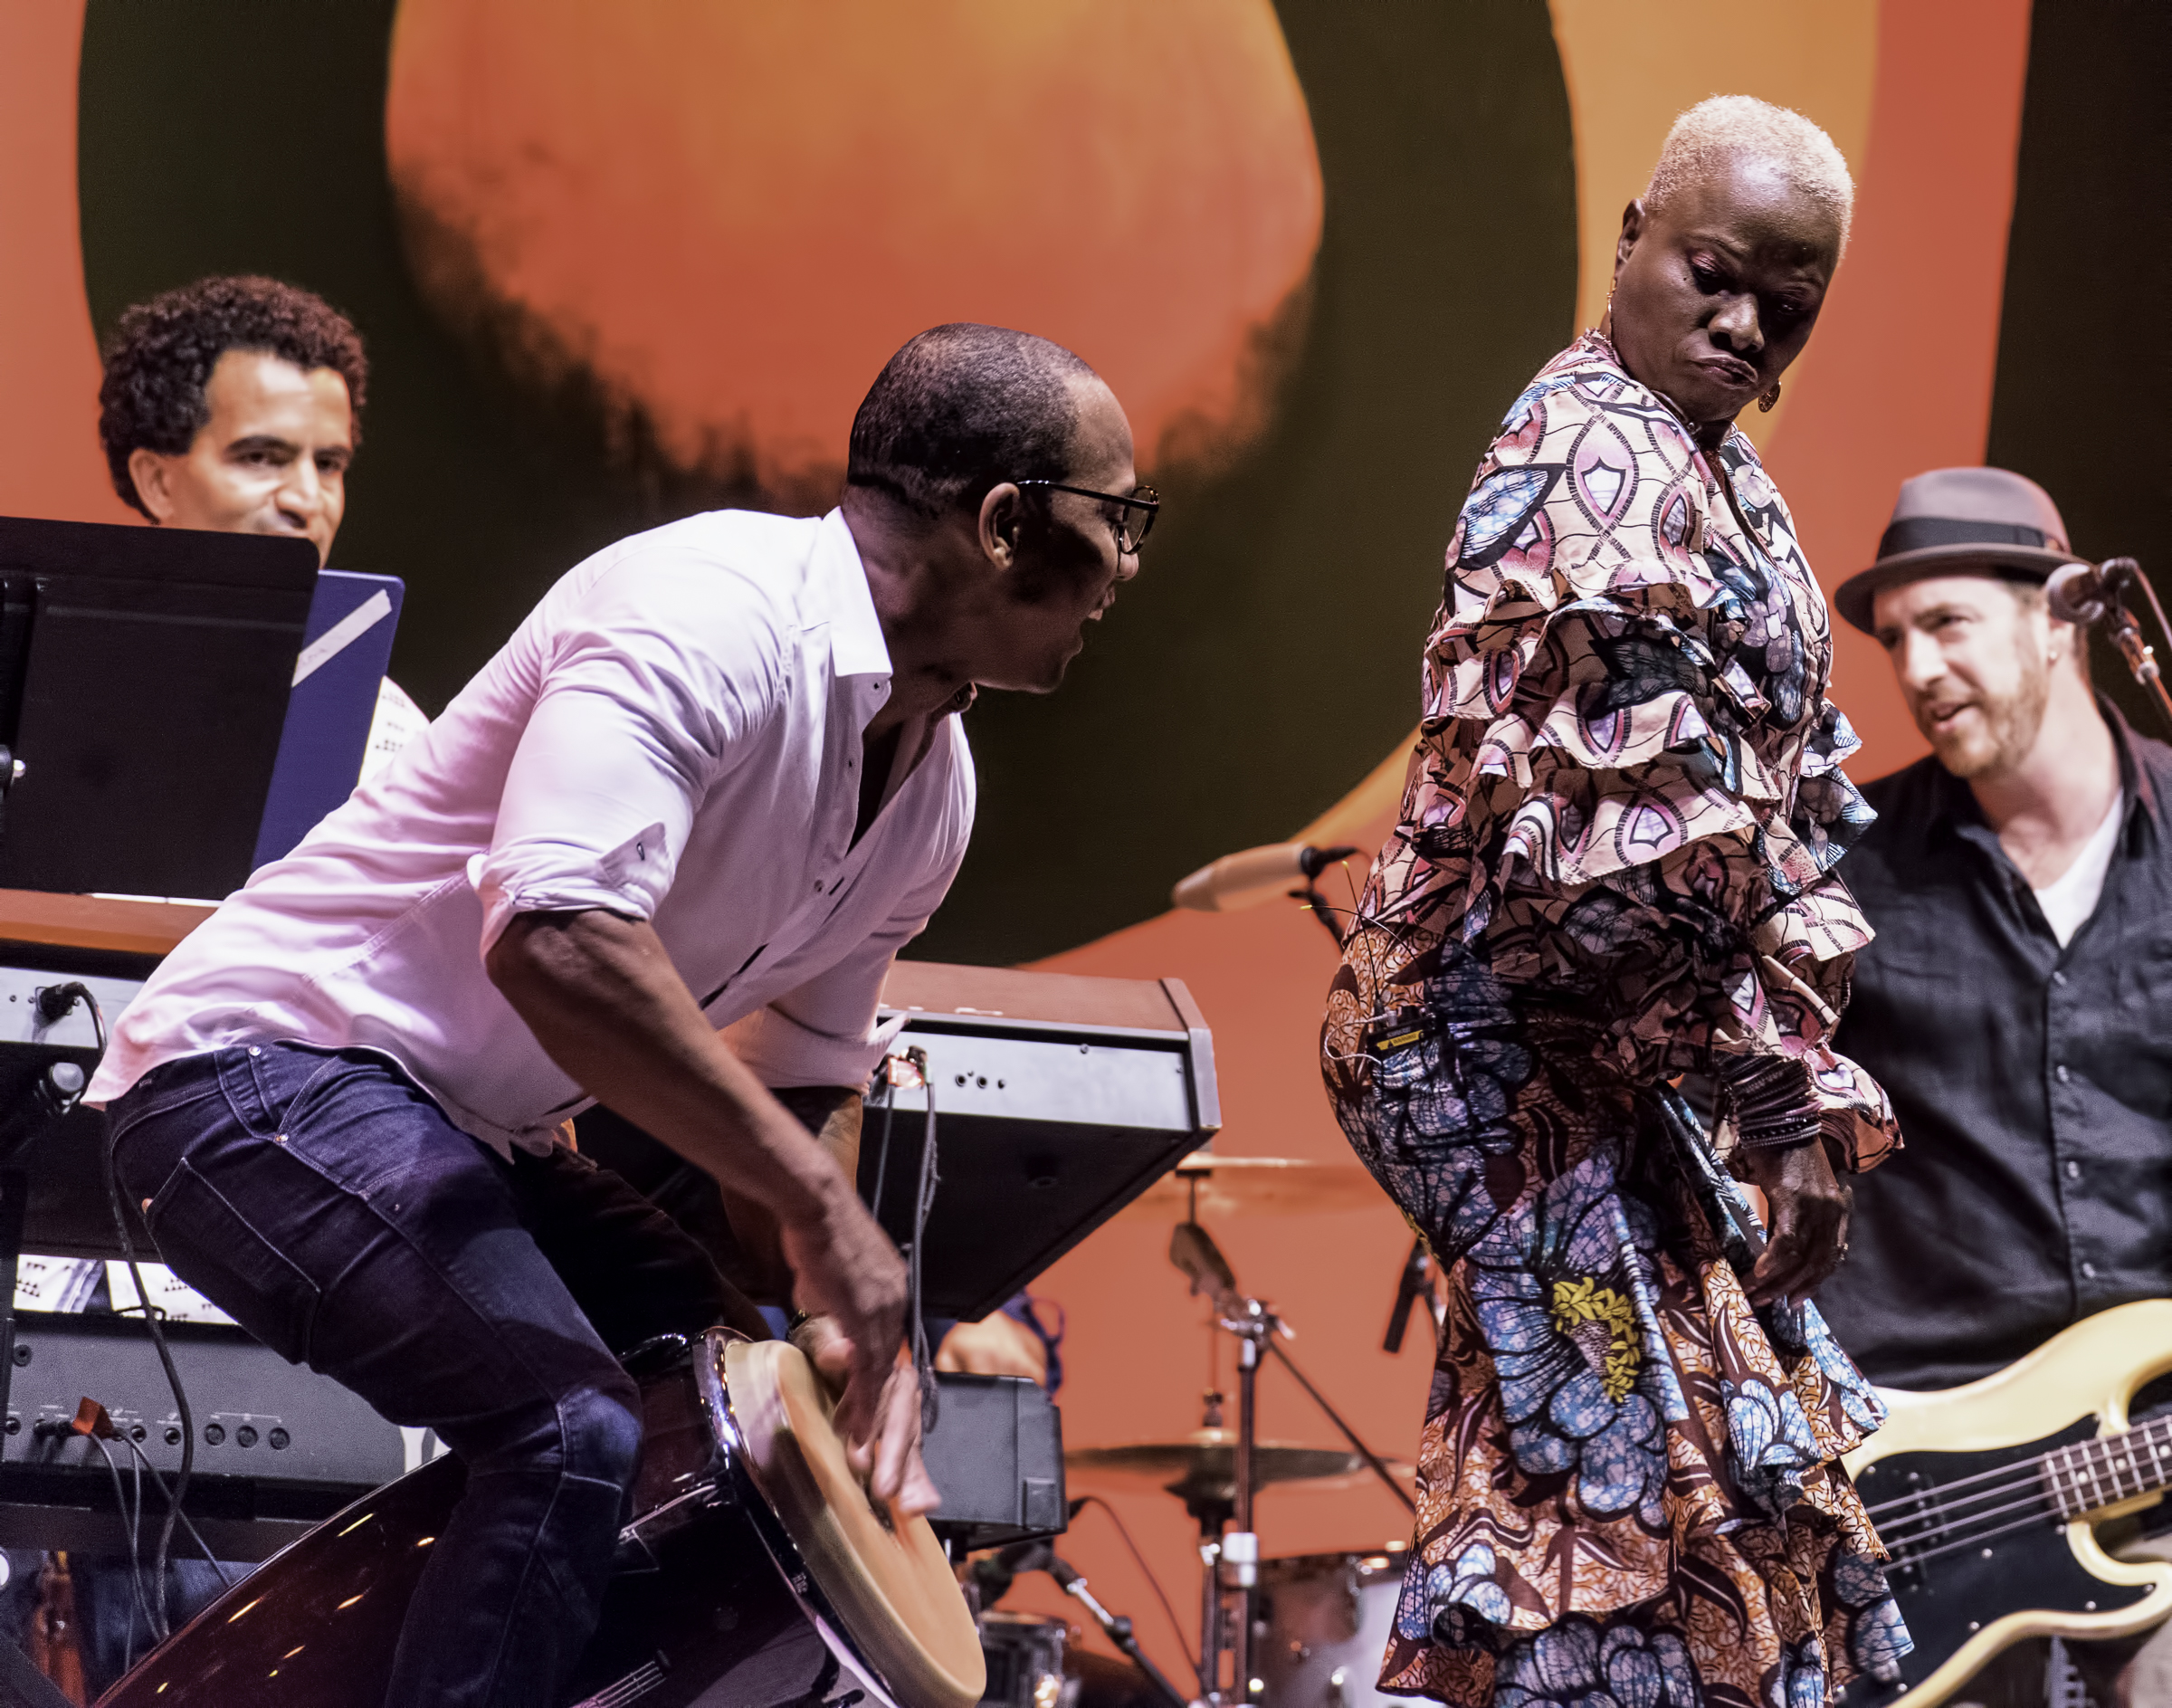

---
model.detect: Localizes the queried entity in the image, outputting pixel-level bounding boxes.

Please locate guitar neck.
[2042,1410,2172,1518]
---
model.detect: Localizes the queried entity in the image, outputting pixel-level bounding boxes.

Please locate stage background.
[1,0,2167,1684]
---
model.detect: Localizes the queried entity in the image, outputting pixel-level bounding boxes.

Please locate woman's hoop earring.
[1758,381,1783,414]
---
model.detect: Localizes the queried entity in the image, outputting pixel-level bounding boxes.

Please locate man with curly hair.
[98,274,424,778]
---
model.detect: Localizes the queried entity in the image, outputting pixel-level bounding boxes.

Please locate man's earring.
[1758,381,1783,414]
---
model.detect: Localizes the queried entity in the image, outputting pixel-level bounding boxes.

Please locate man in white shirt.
[87,322,1152,1705]
[98,274,427,776]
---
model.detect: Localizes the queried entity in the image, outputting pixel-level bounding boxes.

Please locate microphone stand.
[974,1541,1190,1708]
[2096,558,2172,739]
[1042,1551,1191,1708]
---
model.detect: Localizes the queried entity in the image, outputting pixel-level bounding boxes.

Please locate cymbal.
[1066,1429,1405,1505]
[1117,1151,1386,1221]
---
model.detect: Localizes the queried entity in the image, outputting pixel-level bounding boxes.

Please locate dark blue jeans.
[108,1043,763,1707]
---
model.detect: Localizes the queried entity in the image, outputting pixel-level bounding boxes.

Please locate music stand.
[0,516,317,900]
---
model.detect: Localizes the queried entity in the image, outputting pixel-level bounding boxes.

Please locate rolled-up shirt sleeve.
[471,549,783,950]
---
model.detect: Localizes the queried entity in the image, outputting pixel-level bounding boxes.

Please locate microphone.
[2046,557,2141,625]
[1382,1236,1434,1354]
[1171,842,1358,913]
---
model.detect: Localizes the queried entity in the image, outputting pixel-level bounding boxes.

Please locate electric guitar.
[1837,1299,2172,1704]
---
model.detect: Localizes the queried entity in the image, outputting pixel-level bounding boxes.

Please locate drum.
[977,1612,1068,1708]
[97,1329,986,1708]
[1253,1545,1409,1708]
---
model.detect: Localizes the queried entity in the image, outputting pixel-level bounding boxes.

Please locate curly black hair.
[846,323,1093,520]
[98,276,368,519]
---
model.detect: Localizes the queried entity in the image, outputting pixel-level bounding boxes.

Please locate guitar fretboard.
[2039,1412,2172,1518]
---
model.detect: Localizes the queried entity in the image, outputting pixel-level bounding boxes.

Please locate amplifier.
[921,1371,1066,1553]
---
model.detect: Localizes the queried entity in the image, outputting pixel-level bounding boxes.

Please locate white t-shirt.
[89,509,976,1157]
[2030,789,2124,947]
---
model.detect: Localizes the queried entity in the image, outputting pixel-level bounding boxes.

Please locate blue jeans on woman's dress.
[106,1042,762,1708]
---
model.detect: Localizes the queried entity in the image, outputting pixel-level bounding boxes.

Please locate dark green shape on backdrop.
[1986,0,2172,737]
[78,0,1575,963]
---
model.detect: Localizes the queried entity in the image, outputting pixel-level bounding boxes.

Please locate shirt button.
[2066,1160,2082,1180]
[2052,970,2068,987]
[2055,1064,2072,1084]
[2082,1261,2099,1280]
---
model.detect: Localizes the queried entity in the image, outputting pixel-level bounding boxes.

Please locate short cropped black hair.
[846,323,1095,520]
[99,276,369,519]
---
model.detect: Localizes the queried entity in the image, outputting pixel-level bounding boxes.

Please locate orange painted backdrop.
[0,0,2050,1687]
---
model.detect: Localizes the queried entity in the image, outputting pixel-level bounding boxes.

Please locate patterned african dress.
[1321,333,1913,1708]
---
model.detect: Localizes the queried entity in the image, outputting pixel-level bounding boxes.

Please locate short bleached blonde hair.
[1643,95,1854,253]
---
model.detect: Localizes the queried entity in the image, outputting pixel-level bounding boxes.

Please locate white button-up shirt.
[89,509,976,1158]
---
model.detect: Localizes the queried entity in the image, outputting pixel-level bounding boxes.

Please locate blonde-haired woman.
[1323,98,1910,1706]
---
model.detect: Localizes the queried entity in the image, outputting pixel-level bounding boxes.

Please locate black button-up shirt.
[1816,706,2172,1390]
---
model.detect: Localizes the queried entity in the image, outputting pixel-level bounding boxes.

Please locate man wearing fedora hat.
[1820,466,2172,1706]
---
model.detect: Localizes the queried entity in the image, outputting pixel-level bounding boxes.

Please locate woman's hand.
[1735,1138,1852,1305]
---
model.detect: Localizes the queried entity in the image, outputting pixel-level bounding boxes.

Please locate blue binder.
[251,568,405,869]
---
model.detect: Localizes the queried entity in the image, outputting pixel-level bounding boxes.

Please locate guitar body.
[1838,1300,2172,1705]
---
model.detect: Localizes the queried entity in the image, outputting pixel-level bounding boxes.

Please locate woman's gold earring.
[1758,381,1783,414]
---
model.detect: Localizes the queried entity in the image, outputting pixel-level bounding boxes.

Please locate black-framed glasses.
[1015,481,1160,555]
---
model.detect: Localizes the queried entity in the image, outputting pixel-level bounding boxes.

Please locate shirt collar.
[2103,698,2162,841]
[1924,694,2160,845]
[813,509,893,683]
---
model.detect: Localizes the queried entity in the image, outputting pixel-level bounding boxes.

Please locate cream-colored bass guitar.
[1837,1299,2172,1704]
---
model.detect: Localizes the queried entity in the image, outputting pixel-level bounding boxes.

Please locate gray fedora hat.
[1834,466,2082,635]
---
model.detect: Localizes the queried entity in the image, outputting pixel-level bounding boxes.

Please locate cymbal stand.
[1210,1291,1281,1707]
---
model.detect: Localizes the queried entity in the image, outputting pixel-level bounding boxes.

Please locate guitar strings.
[1863,1417,2172,1530]
[1871,1485,2056,1553]
[1887,1510,2064,1571]
[1862,1419,2172,1562]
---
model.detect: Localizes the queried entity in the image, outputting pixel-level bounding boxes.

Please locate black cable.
[1069,1493,1202,1687]
[52,980,199,1646]
[121,1436,233,1589]
[88,1434,149,1672]
[903,1047,938,1435]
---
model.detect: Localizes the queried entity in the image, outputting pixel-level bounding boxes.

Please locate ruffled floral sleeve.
[1354,334,1899,1170]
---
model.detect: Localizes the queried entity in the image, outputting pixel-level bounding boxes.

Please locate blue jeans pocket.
[145,1158,321,1366]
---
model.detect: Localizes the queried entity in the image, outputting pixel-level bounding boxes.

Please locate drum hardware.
[1141,1218,1411,1707]
[1062,1434,1378,1506]
[971,1542,1187,1708]
[1250,1546,1410,1708]
[977,1611,1070,1708]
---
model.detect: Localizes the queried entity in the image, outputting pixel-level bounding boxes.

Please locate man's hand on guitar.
[1739,1137,1853,1305]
